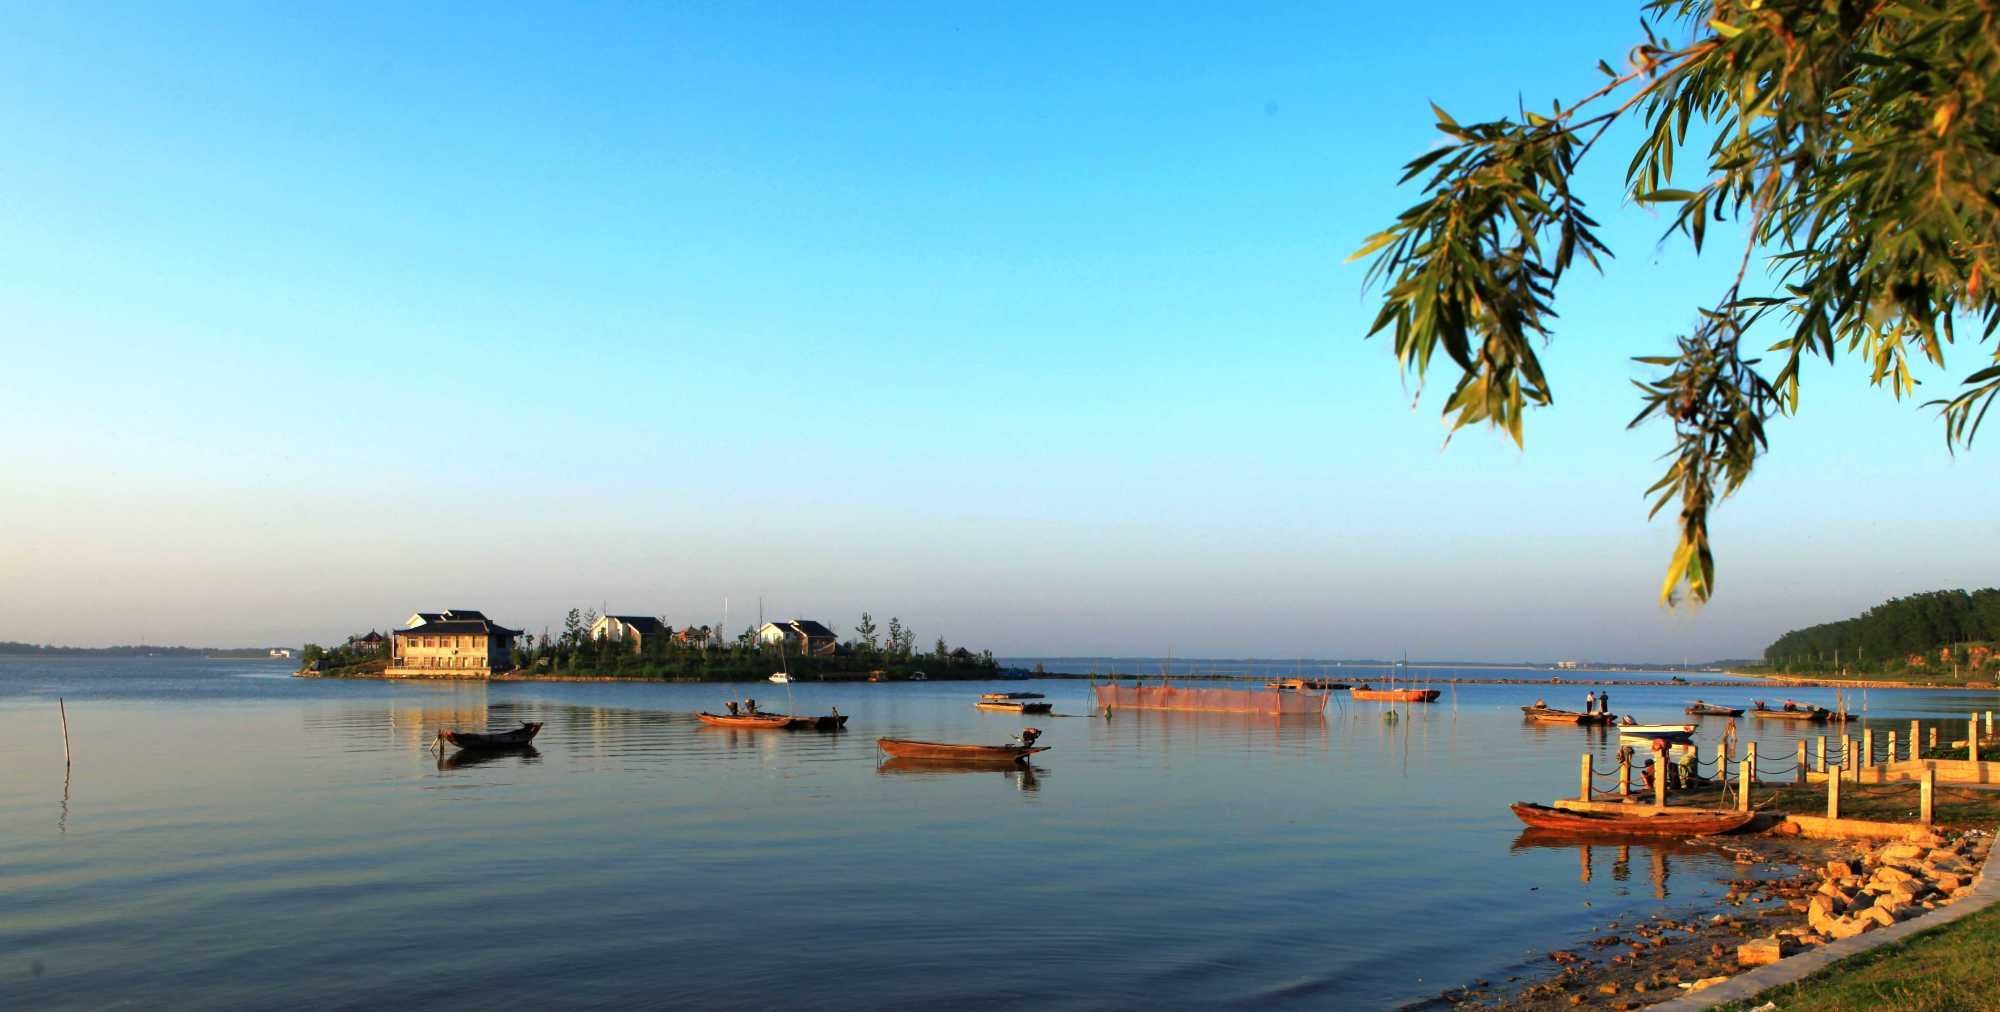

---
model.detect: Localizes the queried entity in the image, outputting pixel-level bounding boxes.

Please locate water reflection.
[877,757,1043,791]
[437,745,542,771]
[1510,832,1716,899]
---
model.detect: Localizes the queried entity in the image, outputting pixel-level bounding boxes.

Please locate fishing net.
[1093,683,1329,715]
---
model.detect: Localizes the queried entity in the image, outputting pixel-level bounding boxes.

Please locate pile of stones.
[1738,829,1990,966]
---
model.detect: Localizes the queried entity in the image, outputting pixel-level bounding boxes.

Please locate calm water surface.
[3,657,1991,1010]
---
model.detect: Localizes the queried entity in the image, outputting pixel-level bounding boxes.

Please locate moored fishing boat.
[877,735,1049,763]
[438,721,543,750]
[980,691,1045,700]
[696,710,848,730]
[1750,701,1834,722]
[1509,802,1754,836]
[975,699,1053,714]
[1351,685,1440,703]
[1520,705,1614,725]
[1685,702,1746,717]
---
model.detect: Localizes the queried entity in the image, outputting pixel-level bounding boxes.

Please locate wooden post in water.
[1920,765,1936,826]
[1795,739,1808,784]
[1738,742,1755,812]
[1911,720,1920,760]
[1827,758,1842,820]
[1580,753,1593,802]
[1887,731,1897,765]
[1862,728,1874,769]
[1841,736,1854,780]
[1816,735,1827,773]
[59,697,70,768]
[1618,749,1631,797]
[1987,711,1993,737]
[1654,755,1668,808]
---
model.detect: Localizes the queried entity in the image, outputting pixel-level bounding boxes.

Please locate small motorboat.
[975,699,1053,713]
[1351,686,1441,702]
[438,721,543,750]
[877,732,1048,763]
[980,692,1045,700]
[1509,802,1754,837]
[1521,705,1615,725]
[768,672,793,684]
[1685,702,1746,717]
[1615,722,1698,742]
[697,710,847,730]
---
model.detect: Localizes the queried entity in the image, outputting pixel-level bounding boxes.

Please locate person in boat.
[1783,700,1798,712]
[1641,757,1657,792]
[1534,698,1547,709]
[1585,690,1597,714]
[746,698,758,714]
[1753,699,1767,711]
[1599,689,1610,715]
[1693,698,1705,709]
[1621,714,1637,726]
[727,701,740,716]
[1677,743,1700,786]
[1010,727,1042,748]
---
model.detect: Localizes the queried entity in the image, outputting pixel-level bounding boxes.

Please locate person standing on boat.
[746,698,758,714]
[1586,690,1598,715]
[727,701,740,716]
[1598,688,1610,716]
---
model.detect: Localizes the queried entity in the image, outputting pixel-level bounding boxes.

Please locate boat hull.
[697,711,848,730]
[441,722,543,750]
[876,738,1050,762]
[1351,687,1441,703]
[1686,706,1746,717]
[1093,683,1329,715]
[1751,708,1832,722]
[975,700,1053,714]
[1509,802,1753,837]
[1521,706,1614,725]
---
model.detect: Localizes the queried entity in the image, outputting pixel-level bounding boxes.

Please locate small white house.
[591,615,669,650]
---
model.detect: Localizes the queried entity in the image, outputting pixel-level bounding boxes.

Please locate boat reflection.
[876,757,1042,791]
[1510,831,1714,899]
[437,745,542,771]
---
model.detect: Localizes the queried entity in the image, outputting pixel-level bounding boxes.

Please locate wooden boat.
[876,738,1050,763]
[697,710,848,730]
[1521,705,1614,725]
[975,699,1053,714]
[980,692,1045,700]
[439,721,543,750]
[1509,802,1754,837]
[1685,703,1746,717]
[1751,704,1833,722]
[1303,680,1351,691]
[1351,685,1440,702]
[1616,723,1698,741]
[1266,678,1307,690]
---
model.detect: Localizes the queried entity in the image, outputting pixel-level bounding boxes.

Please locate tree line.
[1763,589,2000,673]
[510,608,997,680]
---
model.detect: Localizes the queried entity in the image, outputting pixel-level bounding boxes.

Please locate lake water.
[3,657,1992,1010]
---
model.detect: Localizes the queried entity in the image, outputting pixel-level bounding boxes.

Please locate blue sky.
[2,2,1993,658]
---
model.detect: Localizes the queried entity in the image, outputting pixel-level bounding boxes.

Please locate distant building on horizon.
[591,614,668,651]
[389,609,519,677]
[757,619,838,656]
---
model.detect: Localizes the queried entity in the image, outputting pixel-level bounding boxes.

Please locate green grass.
[1662,781,2000,830]
[1719,901,2000,1011]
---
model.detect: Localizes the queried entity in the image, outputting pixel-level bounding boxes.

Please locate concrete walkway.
[1651,837,1999,1010]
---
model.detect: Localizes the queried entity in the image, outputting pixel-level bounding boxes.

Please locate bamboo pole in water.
[59,697,70,767]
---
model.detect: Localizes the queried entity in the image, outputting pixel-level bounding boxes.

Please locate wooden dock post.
[1920,765,1936,826]
[1887,731,1897,765]
[1816,735,1827,773]
[1738,742,1755,812]
[1862,728,1874,769]
[1931,726,1940,749]
[1842,735,1854,780]
[1827,758,1842,820]
[1654,755,1667,807]
[1618,749,1631,797]
[1795,739,1808,784]
[1580,753,1592,802]
[1971,716,1980,762]
[1987,711,1993,737]
[1910,719,1920,760]
[59,697,70,768]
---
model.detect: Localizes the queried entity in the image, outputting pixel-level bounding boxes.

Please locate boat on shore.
[1685,702,1745,717]
[975,699,1053,714]
[1520,705,1614,725]
[877,737,1049,763]
[1351,685,1440,703]
[1509,802,1754,837]
[438,721,543,750]
[1750,702,1834,722]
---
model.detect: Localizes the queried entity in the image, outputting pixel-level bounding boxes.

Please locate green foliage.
[501,607,999,680]
[1355,0,2000,604]
[1764,588,2000,672]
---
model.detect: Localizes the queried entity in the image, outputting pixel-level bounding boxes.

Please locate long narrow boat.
[980,692,1045,701]
[1615,723,1698,741]
[440,721,543,750]
[975,699,1053,714]
[1509,802,1754,837]
[1521,705,1614,726]
[877,738,1050,763]
[1351,685,1440,703]
[1750,705,1833,723]
[1685,703,1746,717]
[696,711,849,730]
